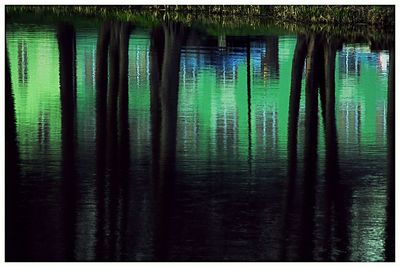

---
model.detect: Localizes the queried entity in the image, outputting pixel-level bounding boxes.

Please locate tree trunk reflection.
[299,34,319,261]
[284,34,352,261]
[151,22,186,261]
[385,44,394,262]
[94,21,132,261]
[281,33,308,261]
[95,22,111,261]
[247,36,252,172]
[57,22,77,261]
[5,42,22,261]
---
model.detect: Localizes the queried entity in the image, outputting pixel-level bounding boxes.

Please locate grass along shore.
[6,5,395,28]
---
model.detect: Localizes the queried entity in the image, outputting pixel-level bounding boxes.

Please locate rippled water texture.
[5,20,394,261]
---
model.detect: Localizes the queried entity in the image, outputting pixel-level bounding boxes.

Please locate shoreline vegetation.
[6,5,395,26]
[6,5,394,42]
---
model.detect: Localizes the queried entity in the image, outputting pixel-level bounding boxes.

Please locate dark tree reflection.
[116,22,131,260]
[57,22,77,260]
[247,36,252,172]
[385,43,394,262]
[94,21,132,261]
[5,42,21,261]
[150,22,187,261]
[299,34,320,261]
[322,38,352,261]
[265,36,280,79]
[285,33,354,261]
[324,36,353,262]
[150,26,164,186]
[95,21,111,261]
[281,33,308,261]
[321,38,338,260]
[105,23,121,259]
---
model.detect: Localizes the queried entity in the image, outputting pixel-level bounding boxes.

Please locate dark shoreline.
[6,5,395,28]
[6,5,394,46]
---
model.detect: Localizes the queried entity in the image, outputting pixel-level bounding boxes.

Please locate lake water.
[5,18,394,261]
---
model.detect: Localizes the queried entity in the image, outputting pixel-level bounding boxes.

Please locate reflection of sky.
[336,45,388,152]
[339,44,390,75]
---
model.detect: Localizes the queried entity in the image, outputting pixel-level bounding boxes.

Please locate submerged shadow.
[385,43,395,262]
[322,38,351,261]
[246,36,252,172]
[95,21,111,261]
[280,33,308,261]
[299,34,320,261]
[284,33,352,261]
[150,21,187,261]
[94,21,132,261]
[57,22,77,261]
[5,41,22,262]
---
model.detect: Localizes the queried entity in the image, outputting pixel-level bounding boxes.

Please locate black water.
[5,18,394,261]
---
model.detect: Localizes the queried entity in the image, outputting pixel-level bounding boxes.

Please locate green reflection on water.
[7,29,386,162]
[7,31,389,172]
[8,29,62,165]
[6,24,389,261]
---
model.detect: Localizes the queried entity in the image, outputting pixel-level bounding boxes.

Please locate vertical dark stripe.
[5,41,21,262]
[247,36,252,172]
[299,35,319,261]
[57,22,77,261]
[385,44,395,262]
[281,34,308,261]
[116,23,132,260]
[95,21,111,261]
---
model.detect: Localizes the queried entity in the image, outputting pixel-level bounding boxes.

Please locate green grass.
[5,5,394,41]
[269,5,394,27]
[6,5,394,26]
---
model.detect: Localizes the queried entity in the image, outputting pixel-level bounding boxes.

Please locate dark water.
[5,19,394,261]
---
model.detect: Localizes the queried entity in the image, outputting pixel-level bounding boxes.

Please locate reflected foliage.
[94,21,133,261]
[5,17,394,262]
[150,22,188,261]
[283,32,359,261]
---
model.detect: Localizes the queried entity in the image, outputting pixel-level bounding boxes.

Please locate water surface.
[5,18,394,261]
